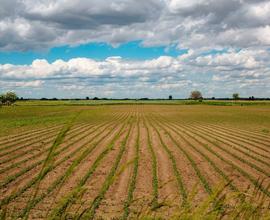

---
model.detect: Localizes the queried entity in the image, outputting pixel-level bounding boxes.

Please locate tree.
[5,92,18,103]
[0,92,18,105]
[0,94,5,103]
[232,93,239,100]
[86,97,90,100]
[169,95,172,100]
[190,91,203,100]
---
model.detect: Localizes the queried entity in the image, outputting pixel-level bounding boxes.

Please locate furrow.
[48,115,133,219]
[17,114,129,219]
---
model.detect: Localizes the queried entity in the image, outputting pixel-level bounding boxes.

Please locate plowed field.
[0,105,269,219]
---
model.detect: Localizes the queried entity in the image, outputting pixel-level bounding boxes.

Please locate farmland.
[0,104,270,219]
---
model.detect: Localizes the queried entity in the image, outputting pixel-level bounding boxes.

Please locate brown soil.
[1,106,270,219]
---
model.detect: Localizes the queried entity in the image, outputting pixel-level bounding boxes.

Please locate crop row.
[78,118,134,219]
[0,123,96,175]
[162,119,270,197]
[200,123,270,143]
[0,129,59,159]
[195,123,270,157]
[0,113,128,209]
[0,123,80,155]
[17,114,131,219]
[152,118,212,195]
[185,124,270,177]
[0,114,123,189]
[122,118,140,219]
[49,116,134,219]
[148,118,188,206]
[143,118,159,209]
[152,115,238,192]
[0,124,63,149]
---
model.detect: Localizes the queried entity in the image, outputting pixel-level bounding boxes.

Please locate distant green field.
[14,99,270,106]
[0,105,108,136]
[1,103,270,137]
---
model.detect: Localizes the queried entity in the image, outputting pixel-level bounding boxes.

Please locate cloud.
[0,55,182,80]
[0,0,270,51]
[195,49,262,70]
[0,49,269,98]
[0,80,43,88]
[1,0,270,98]
[24,0,163,28]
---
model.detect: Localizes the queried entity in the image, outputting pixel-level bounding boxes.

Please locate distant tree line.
[3,91,268,104]
[189,91,263,101]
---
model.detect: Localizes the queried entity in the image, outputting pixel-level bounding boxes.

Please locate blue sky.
[0,41,188,65]
[0,0,270,98]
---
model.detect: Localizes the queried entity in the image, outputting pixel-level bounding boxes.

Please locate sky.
[0,0,270,99]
